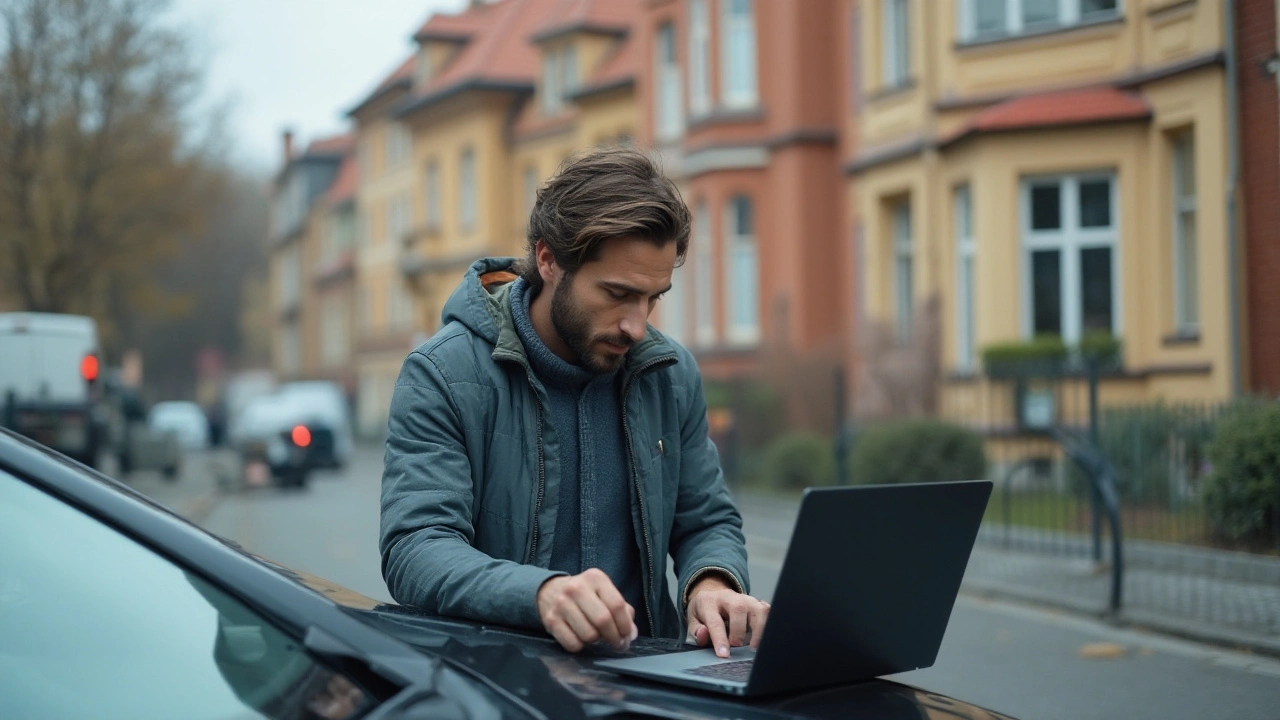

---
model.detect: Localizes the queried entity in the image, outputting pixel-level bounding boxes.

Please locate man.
[380,148,767,657]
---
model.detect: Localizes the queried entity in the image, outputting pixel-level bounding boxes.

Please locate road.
[138,444,1280,720]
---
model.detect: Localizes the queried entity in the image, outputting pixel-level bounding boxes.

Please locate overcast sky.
[171,0,467,172]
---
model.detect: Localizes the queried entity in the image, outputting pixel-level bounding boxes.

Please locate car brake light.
[81,355,99,382]
[291,425,311,447]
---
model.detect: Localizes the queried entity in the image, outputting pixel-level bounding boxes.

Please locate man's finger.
[545,616,584,653]
[559,600,601,646]
[748,601,770,649]
[589,573,636,643]
[696,598,731,658]
[576,591,625,647]
[726,599,749,648]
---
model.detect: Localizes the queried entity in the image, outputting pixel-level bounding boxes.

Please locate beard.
[550,274,633,374]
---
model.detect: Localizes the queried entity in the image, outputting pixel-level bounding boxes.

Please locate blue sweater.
[510,279,648,633]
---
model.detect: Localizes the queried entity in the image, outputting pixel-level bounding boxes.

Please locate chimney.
[282,129,294,165]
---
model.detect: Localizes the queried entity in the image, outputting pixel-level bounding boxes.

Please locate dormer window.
[541,44,578,116]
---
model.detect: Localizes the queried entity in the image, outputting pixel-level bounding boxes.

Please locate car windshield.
[0,470,374,720]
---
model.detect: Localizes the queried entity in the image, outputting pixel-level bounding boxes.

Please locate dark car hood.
[334,602,1013,720]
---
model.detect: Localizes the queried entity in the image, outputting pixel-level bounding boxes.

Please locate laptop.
[595,480,992,697]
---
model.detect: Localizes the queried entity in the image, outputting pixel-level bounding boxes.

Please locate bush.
[1203,399,1280,544]
[849,419,987,486]
[1097,403,1214,506]
[982,336,1069,379]
[759,431,837,491]
[1078,331,1123,369]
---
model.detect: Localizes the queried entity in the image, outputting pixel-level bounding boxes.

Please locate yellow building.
[850,0,1239,410]
[343,0,642,436]
[348,58,422,438]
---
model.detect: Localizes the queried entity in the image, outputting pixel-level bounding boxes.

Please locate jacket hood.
[439,257,679,370]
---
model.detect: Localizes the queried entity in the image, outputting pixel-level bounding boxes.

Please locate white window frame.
[561,45,578,96]
[655,23,683,142]
[542,50,562,115]
[1019,173,1121,345]
[954,185,977,371]
[958,0,1123,42]
[881,0,911,89]
[688,0,711,117]
[662,265,688,344]
[720,0,759,110]
[1172,130,1198,335]
[723,195,760,346]
[425,160,440,231]
[459,148,476,233]
[694,202,716,346]
[891,200,913,342]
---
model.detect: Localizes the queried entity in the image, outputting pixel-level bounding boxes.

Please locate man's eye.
[608,290,629,301]
[652,293,666,303]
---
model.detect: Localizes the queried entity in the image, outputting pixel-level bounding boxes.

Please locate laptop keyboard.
[684,659,754,682]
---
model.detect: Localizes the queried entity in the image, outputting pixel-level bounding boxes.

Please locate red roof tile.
[305,133,354,157]
[326,151,357,203]
[533,0,638,41]
[348,55,415,117]
[955,87,1151,140]
[415,2,495,41]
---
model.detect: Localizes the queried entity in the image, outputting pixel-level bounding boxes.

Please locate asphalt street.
[132,444,1280,720]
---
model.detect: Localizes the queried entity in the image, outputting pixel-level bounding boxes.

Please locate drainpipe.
[1225,0,1244,397]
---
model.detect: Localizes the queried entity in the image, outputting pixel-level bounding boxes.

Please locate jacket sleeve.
[667,365,751,614]
[379,349,561,630]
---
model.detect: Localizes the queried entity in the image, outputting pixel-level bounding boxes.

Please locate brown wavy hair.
[518,147,690,293]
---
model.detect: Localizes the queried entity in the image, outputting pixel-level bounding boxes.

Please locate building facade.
[850,0,1245,407]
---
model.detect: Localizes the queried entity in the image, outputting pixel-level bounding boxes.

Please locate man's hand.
[685,575,770,658]
[537,569,638,653]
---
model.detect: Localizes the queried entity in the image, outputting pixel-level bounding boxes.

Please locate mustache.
[597,334,634,349]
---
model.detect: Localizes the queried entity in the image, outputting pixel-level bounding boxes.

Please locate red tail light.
[80,355,99,382]
[291,425,311,447]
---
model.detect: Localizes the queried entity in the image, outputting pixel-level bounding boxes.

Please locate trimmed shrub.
[1203,399,1280,544]
[760,431,837,491]
[982,336,1069,379]
[849,419,987,486]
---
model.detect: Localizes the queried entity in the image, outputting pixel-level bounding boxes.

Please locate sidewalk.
[733,490,1280,658]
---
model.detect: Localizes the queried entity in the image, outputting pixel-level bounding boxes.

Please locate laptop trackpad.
[597,646,756,682]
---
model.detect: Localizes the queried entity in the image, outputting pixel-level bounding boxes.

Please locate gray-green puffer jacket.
[379,257,749,639]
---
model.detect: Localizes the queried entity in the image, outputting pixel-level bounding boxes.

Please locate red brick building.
[1237,0,1280,395]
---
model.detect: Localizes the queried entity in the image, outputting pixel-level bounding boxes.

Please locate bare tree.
[0,0,210,322]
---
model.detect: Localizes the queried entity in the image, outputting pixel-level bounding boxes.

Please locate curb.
[960,578,1280,660]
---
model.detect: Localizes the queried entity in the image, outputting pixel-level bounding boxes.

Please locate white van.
[0,313,103,466]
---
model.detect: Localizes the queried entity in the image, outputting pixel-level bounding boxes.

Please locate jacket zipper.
[621,356,676,636]
[526,402,546,565]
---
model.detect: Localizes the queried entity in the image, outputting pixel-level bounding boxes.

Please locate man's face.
[549,236,677,374]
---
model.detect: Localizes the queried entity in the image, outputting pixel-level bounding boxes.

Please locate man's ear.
[535,240,559,287]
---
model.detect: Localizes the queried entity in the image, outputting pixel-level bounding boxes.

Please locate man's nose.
[619,306,647,343]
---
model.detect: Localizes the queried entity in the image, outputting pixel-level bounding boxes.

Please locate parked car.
[0,312,105,468]
[147,401,211,451]
[275,380,353,468]
[0,426,1017,720]
[230,394,321,489]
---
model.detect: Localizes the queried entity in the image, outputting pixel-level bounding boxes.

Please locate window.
[359,283,373,335]
[459,148,476,232]
[385,123,411,170]
[562,45,578,96]
[424,160,440,230]
[322,295,349,367]
[662,265,688,344]
[881,0,910,89]
[388,280,413,331]
[955,185,977,371]
[721,0,758,109]
[724,196,760,344]
[891,200,913,341]
[1022,174,1118,344]
[960,0,1120,41]
[694,202,716,345]
[279,245,301,309]
[1172,130,1198,334]
[416,48,433,85]
[0,471,373,720]
[524,165,539,218]
[655,23,683,141]
[689,0,711,116]
[542,50,562,115]
[386,194,410,244]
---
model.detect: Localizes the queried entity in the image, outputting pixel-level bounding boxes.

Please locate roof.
[326,151,357,204]
[400,0,616,118]
[303,133,355,158]
[414,2,495,41]
[347,55,416,118]
[574,19,639,99]
[531,0,636,42]
[945,87,1151,144]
